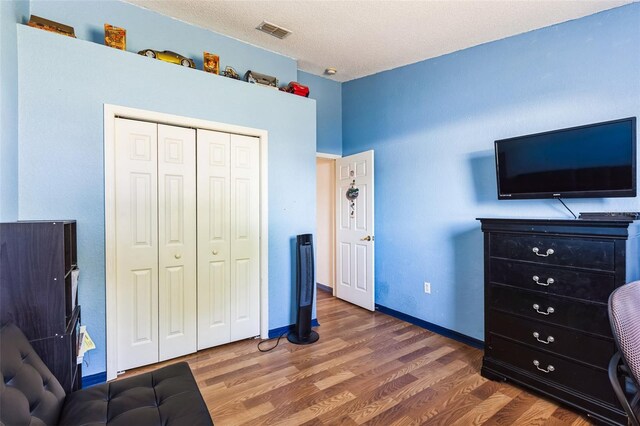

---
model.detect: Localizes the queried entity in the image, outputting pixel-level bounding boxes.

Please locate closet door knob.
[212,250,219,255]
[174,254,182,259]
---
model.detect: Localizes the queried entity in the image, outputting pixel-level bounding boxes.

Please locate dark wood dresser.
[0,221,82,392]
[479,218,640,425]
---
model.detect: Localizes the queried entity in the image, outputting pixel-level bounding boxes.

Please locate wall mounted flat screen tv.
[495,117,636,199]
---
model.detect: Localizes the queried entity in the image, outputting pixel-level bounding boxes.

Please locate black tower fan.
[287,234,319,345]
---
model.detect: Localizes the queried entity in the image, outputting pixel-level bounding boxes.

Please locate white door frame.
[316,152,340,296]
[316,152,341,160]
[104,104,269,381]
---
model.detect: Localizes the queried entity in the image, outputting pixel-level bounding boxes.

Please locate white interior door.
[335,150,375,311]
[197,129,231,349]
[115,118,159,370]
[197,131,260,348]
[230,134,260,340]
[157,124,197,361]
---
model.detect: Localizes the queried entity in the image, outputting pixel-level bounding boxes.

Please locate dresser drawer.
[489,310,614,368]
[490,284,611,336]
[490,234,614,270]
[489,259,615,303]
[486,335,617,406]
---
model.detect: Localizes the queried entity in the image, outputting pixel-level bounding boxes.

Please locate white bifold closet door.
[115,118,197,371]
[197,129,260,349]
[157,124,197,361]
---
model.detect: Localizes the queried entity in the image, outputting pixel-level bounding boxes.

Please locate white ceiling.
[126,0,633,82]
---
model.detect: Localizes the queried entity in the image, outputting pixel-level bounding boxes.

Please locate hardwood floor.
[122,290,594,425]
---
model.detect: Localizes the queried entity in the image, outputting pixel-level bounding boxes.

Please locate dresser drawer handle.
[533,360,555,373]
[532,275,554,286]
[532,247,554,257]
[532,332,555,344]
[532,304,554,315]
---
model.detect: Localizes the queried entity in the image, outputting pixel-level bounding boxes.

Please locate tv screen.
[495,117,636,199]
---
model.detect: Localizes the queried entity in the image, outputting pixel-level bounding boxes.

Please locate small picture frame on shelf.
[204,52,220,74]
[104,24,126,50]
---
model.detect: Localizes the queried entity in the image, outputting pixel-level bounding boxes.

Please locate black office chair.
[608,280,640,426]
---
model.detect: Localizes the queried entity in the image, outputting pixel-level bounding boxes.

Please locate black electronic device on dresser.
[478,218,640,425]
[0,221,82,392]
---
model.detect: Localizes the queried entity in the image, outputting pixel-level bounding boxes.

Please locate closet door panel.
[230,134,260,341]
[197,129,232,349]
[158,124,197,361]
[115,118,159,370]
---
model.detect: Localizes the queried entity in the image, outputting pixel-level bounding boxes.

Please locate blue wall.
[342,4,640,341]
[28,0,297,84]
[17,24,315,376]
[0,0,29,221]
[298,71,342,155]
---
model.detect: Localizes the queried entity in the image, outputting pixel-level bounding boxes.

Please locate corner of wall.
[296,70,342,156]
[0,0,30,221]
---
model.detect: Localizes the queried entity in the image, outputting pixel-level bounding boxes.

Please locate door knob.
[360,235,374,241]
[174,254,182,259]
[212,250,219,255]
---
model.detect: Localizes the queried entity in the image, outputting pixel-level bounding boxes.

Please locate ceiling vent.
[256,21,292,39]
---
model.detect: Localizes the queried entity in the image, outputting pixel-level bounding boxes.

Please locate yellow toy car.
[138,49,195,68]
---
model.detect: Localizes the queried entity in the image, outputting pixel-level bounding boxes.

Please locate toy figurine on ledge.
[244,70,278,88]
[221,66,241,80]
[283,81,310,97]
[138,49,196,68]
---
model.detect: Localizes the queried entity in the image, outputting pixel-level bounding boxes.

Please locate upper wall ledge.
[17,23,312,101]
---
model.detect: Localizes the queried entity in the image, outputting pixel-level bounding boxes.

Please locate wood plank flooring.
[121,290,594,425]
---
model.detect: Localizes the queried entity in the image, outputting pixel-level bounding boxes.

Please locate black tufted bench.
[0,323,214,425]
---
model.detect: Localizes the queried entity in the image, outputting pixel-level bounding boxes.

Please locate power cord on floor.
[257,332,288,352]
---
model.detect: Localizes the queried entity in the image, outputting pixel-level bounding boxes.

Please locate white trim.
[259,131,269,341]
[315,155,337,297]
[104,104,269,381]
[316,152,341,159]
[104,107,117,381]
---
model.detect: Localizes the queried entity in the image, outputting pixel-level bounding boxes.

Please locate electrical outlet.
[424,282,431,294]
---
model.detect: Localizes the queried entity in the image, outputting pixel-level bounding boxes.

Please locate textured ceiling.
[126,0,633,82]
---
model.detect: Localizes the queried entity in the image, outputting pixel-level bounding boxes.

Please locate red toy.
[286,82,310,97]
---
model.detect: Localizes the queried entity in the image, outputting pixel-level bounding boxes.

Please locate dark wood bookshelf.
[0,220,82,392]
